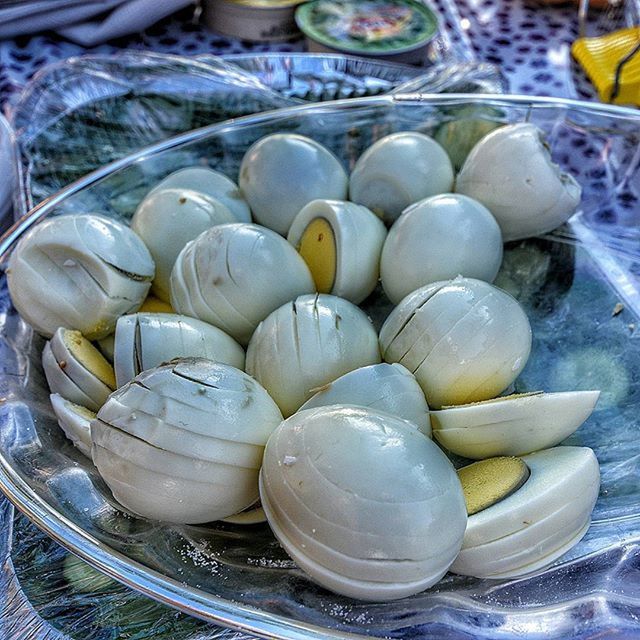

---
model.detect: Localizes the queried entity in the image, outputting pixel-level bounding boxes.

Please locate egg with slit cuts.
[91,358,283,524]
[7,214,154,339]
[49,393,95,458]
[260,405,467,601]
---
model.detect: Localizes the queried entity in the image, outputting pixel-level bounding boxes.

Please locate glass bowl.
[0,94,639,640]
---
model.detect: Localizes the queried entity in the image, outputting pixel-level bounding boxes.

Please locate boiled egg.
[49,393,95,458]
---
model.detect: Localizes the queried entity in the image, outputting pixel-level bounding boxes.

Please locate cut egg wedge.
[49,393,95,458]
[431,390,600,459]
[451,447,600,579]
[287,199,386,304]
[43,327,116,412]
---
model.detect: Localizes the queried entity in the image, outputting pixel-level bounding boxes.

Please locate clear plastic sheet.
[7,51,505,217]
[0,94,639,639]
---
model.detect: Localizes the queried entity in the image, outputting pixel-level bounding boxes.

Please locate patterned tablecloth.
[0,2,638,640]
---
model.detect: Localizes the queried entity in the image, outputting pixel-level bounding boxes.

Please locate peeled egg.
[246,294,381,417]
[287,199,386,304]
[431,390,600,459]
[150,166,251,223]
[260,405,467,601]
[380,193,503,304]
[114,312,245,387]
[7,214,154,338]
[49,393,95,457]
[131,187,236,302]
[238,134,348,235]
[170,223,315,346]
[379,277,532,409]
[91,358,283,524]
[299,363,430,436]
[455,123,582,241]
[451,447,600,578]
[42,327,116,411]
[349,132,454,224]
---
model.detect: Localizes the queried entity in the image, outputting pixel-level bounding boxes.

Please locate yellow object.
[298,217,337,293]
[572,27,640,106]
[139,296,173,314]
[63,400,97,422]
[457,457,530,516]
[63,329,116,389]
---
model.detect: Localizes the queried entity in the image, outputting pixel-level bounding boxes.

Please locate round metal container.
[203,0,305,43]
[295,0,440,64]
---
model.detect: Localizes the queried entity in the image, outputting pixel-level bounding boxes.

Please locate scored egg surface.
[260,405,467,600]
[246,294,381,417]
[7,214,154,339]
[379,277,532,408]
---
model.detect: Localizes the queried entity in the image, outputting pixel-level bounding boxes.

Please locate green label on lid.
[296,0,438,54]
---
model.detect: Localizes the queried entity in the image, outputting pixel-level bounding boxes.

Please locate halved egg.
[451,447,600,578]
[260,405,467,600]
[379,277,532,409]
[287,199,386,304]
[349,131,454,224]
[239,134,348,235]
[131,187,236,302]
[42,327,116,411]
[7,214,154,339]
[246,294,381,417]
[431,390,600,459]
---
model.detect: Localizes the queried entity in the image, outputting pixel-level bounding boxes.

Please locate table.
[0,3,637,639]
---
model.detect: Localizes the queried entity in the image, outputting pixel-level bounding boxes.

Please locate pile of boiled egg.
[7,121,601,601]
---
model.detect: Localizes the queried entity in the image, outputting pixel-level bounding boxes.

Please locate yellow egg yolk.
[457,456,530,516]
[62,329,116,389]
[139,296,174,314]
[298,217,337,293]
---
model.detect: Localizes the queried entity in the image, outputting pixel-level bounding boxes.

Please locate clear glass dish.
[0,94,639,639]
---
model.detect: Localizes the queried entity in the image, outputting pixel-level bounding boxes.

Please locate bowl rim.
[1,92,640,639]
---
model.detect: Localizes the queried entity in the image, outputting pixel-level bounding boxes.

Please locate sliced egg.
[451,447,600,579]
[170,223,314,346]
[95,334,115,363]
[114,312,245,387]
[43,327,116,411]
[91,358,283,524]
[150,166,251,223]
[49,393,95,458]
[349,131,454,225]
[238,134,348,235]
[246,294,381,417]
[7,214,154,338]
[379,277,532,409]
[287,199,386,304]
[455,123,582,241]
[131,187,236,302]
[380,193,503,304]
[299,363,430,436]
[431,390,600,459]
[260,405,467,601]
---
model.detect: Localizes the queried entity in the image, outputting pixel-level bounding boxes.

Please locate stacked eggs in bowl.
[6,121,601,601]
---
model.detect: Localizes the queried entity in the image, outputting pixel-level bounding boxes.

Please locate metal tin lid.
[296,0,439,56]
